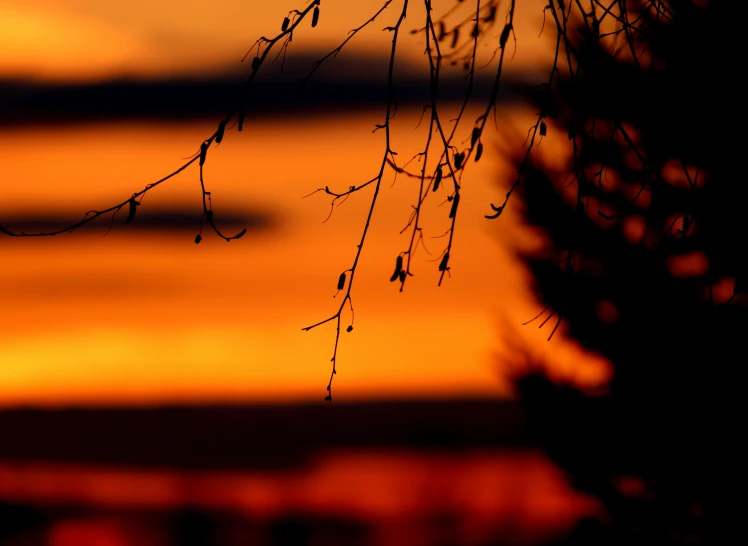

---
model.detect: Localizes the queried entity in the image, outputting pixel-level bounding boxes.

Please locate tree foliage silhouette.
[508,0,746,543]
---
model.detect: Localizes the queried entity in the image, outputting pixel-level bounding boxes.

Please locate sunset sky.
[0,0,611,406]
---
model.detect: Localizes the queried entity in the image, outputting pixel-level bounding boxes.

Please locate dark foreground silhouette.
[512,1,747,543]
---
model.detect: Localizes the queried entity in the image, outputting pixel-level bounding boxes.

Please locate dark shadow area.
[509,1,747,543]
[0,400,579,546]
[0,51,527,127]
[0,399,527,470]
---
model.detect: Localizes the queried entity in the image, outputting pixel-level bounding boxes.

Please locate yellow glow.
[0,3,148,81]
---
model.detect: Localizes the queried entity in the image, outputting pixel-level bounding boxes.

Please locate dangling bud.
[389,255,403,282]
[194,234,202,244]
[454,151,464,170]
[215,119,227,144]
[439,252,450,271]
[432,167,443,192]
[311,6,320,28]
[346,325,353,332]
[471,127,481,146]
[337,273,346,291]
[475,142,484,162]
[125,197,139,224]
[539,121,547,136]
[449,192,460,219]
[398,270,406,283]
[199,141,208,167]
[282,17,290,31]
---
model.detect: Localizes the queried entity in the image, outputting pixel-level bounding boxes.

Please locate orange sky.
[0,0,610,406]
[0,0,551,81]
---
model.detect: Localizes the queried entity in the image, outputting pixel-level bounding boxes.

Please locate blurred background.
[0,1,610,544]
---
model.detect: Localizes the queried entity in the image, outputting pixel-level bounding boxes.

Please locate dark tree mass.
[512,1,747,543]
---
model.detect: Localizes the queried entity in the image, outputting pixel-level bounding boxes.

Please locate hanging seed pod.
[398,270,406,283]
[194,234,202,244]
[125,197,139,224]
[475,142,484,162]
[251,56,260,70]
[282,17,290,31]
[451,28,459,48]
[449,192,460,219]
[539,121,547,136]
[311,6,320,27]
[432,167,443,192]
[199,141,208,167]
[389,255,403,282]
[337,273,346,290]
[346,325,353,332]
[500,24,512,49]
[439,252,450,271]
[215,119,227,144]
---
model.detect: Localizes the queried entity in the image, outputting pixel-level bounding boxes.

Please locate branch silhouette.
[5,0,737,409]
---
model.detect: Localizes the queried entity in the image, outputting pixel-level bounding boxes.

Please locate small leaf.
[311,6,320,27]
[194,234,202,244]
[337,273,346,291]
